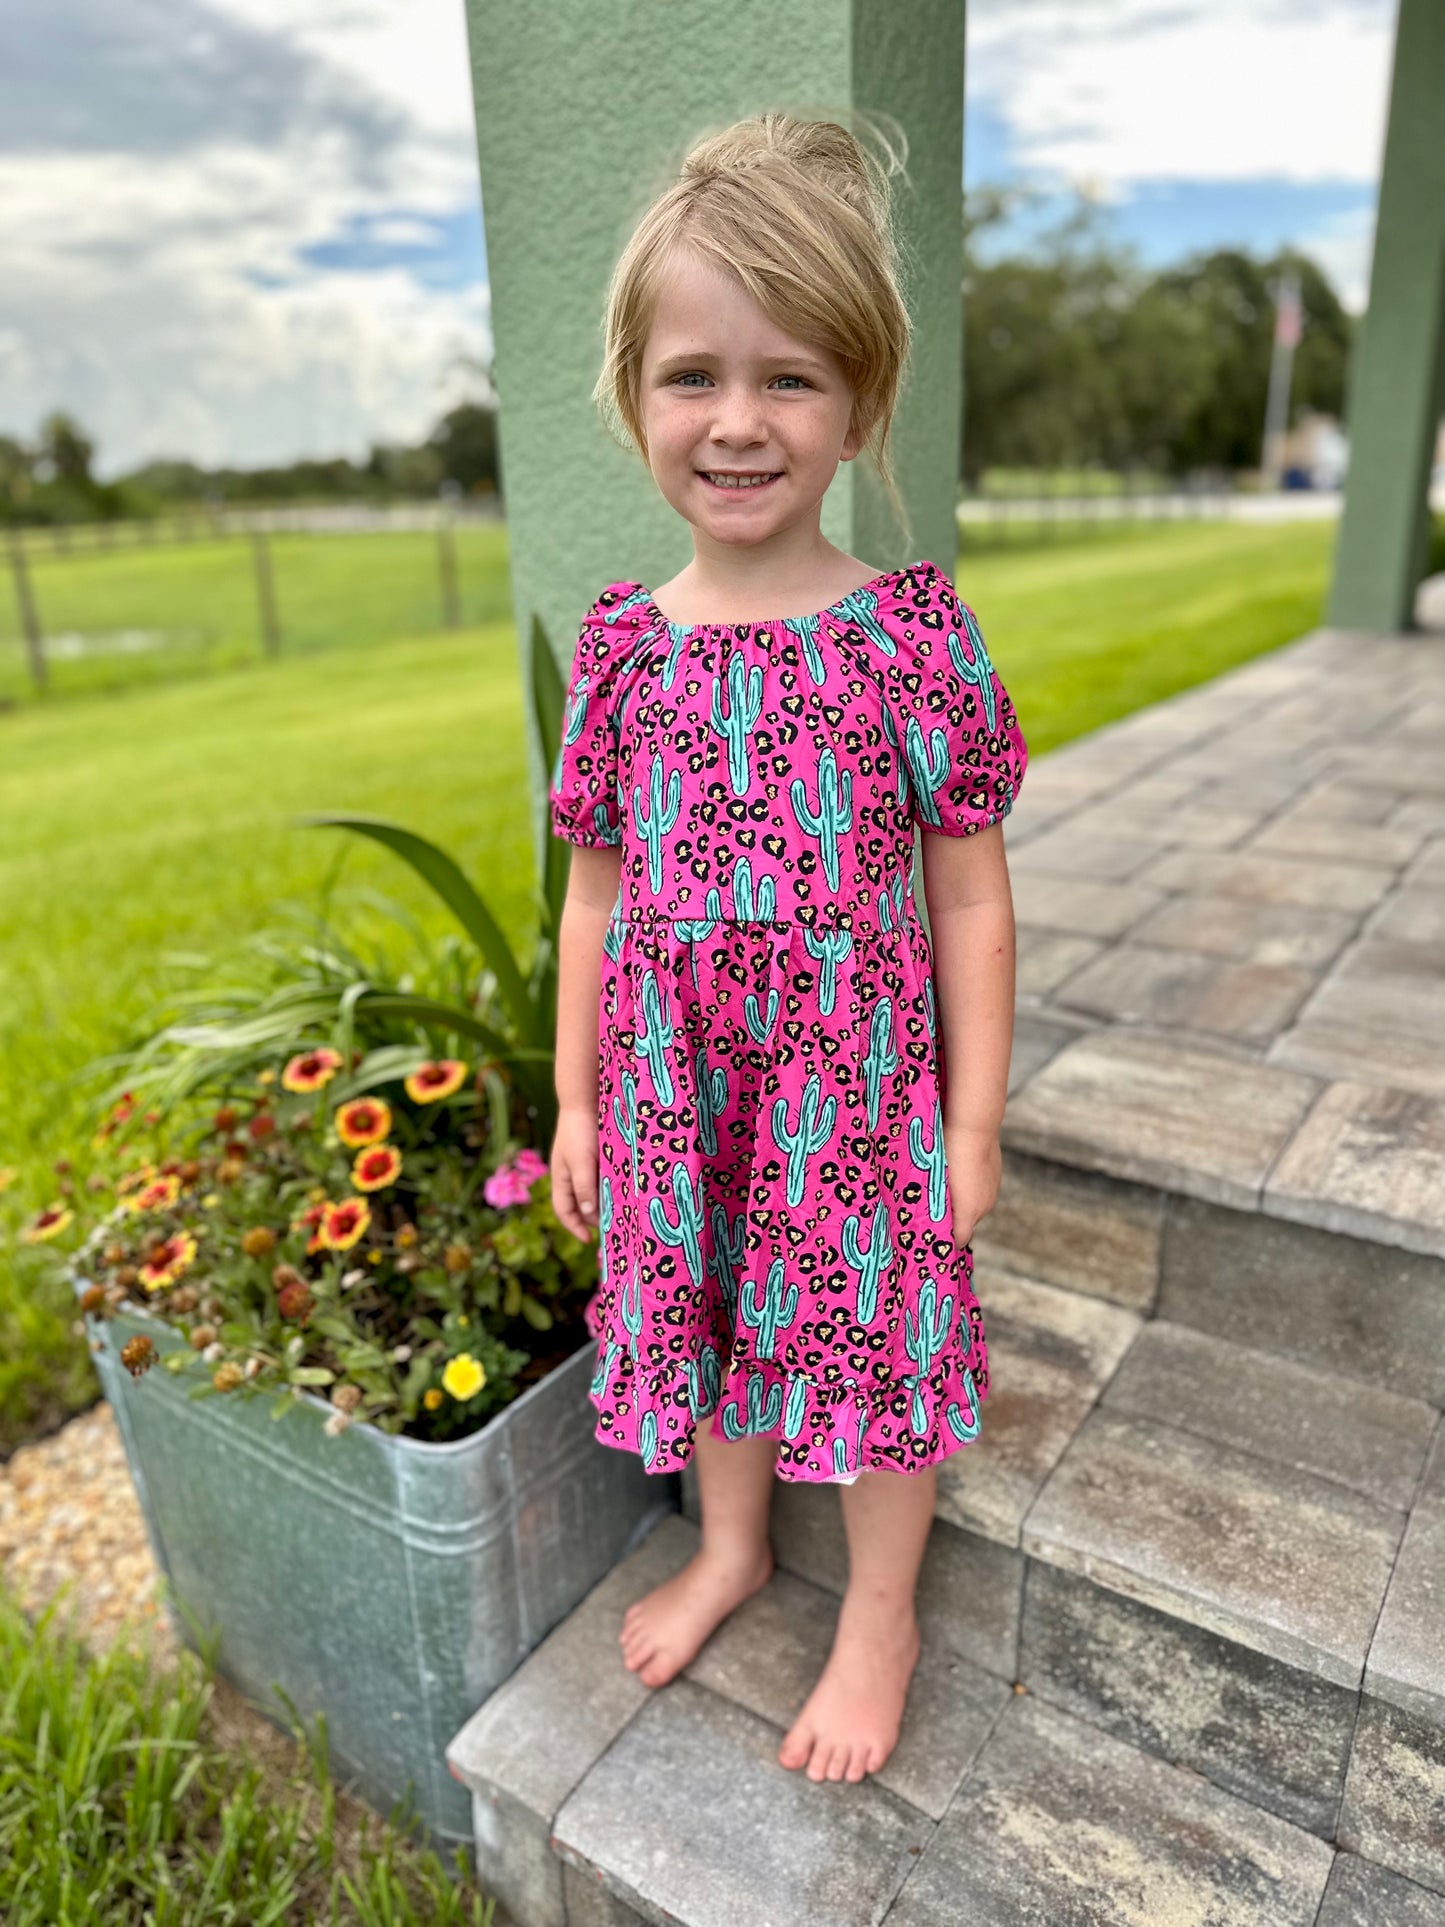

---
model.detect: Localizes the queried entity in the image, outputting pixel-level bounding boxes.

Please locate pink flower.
[484,1165,534,1208]
[513,1148,548,1180]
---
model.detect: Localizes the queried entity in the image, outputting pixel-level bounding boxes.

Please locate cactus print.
[549,558,1028,1484]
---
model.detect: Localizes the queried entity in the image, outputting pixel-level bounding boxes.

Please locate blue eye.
[668,373,811,390]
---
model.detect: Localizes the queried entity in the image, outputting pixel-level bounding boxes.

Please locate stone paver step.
[713,1275,1445,1867]
[447,1510,1445,1927]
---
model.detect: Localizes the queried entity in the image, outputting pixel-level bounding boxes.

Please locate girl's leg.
[619,1423,777,1687]
[777,1464,935,1781]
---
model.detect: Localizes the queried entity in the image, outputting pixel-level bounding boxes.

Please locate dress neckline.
[639,561,925,633]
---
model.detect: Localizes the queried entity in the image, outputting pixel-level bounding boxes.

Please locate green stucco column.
[1328,0,1445,633]
[464,0,967,859]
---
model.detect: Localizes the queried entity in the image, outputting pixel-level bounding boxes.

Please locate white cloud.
[970,0,1393,188]
[0,0,488,474]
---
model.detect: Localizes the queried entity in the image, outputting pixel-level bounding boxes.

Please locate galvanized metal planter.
[80,1289,676,1853]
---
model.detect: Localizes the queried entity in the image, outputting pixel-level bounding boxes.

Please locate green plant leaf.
[295,814,540,1045]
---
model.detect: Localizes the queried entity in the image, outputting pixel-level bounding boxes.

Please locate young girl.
[547,113,1027,1789]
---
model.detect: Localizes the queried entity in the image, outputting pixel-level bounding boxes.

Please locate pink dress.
[549,557,1028,1484]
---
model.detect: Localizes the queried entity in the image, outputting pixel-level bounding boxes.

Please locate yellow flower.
[456,1313,469,1328]
[0,1166,18,1192]
[423,1388,444,1411]
[442,1353,486,1402]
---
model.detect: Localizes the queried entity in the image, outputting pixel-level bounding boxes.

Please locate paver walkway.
[1001,621,1445,1257]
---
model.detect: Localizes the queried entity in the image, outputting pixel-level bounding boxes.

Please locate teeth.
[704,473,777,489]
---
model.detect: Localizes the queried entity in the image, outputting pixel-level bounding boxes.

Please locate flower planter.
[79,1288,675,1854]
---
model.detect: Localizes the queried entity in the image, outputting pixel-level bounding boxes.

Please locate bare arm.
[919,821,1016,1243]
[550,844,622,1241]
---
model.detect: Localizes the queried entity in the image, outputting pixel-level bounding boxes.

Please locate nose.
[706,383,770,448]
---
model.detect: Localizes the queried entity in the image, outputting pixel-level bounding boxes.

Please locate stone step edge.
[999,1021,1444,1267]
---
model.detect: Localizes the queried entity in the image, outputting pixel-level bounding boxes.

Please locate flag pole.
[1260,267,1302,490]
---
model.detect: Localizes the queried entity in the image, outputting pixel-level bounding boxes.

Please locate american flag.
[1274,275,1303,350]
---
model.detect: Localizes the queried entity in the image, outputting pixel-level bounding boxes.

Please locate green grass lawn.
[0,522,514,706]
[0,517,1338,1452]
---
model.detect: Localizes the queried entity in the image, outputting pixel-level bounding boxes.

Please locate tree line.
[0,189,1354,527]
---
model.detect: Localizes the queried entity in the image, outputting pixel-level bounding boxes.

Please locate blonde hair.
[592,110,917,550]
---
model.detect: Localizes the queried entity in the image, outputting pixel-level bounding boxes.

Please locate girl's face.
[637,249,863,552]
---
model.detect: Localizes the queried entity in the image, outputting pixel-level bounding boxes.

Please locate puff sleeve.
[548,594,625,848]
[886,566,1027,835]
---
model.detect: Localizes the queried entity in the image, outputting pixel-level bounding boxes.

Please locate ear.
[839,409,865,463]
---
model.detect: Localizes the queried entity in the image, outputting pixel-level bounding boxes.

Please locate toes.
[778,1723,813,1770]
[844,1746,868,1783]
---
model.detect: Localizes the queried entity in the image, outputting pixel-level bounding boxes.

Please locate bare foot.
[777,1589,922,1782]
[619,1543,774,1688]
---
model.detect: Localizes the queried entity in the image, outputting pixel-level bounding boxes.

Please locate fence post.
[437,516,462,628]
[249,529,282,656]
[8,533,47,693]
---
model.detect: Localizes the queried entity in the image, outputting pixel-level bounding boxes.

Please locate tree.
[959,184,1355,482]
[37,411,95,489]
[427,403,502,497]
[1140,249,1352,473]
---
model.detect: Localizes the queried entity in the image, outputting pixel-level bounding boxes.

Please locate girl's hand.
[550,1105,602,1241]
[944,1122,1002,1250]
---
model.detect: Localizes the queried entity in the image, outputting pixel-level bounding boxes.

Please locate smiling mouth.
[698,471,783,491]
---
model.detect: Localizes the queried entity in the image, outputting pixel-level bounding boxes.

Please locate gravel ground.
[0,1398,180,1667]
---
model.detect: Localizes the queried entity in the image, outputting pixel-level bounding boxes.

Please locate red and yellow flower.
[405,1060,467,1104]
[290,1200,328,1253]
[336,1096,391,1147]
[139,1230,198,1293]
[23,1202,74,1243]
[281,1048,344,1094]
[318,1197,371,1251]
[126,1171,183,1215]
[351,1143,402,1192]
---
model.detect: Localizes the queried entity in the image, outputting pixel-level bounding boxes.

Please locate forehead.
[643,250,831,369]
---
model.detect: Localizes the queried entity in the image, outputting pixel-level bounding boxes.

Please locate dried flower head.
[78,1283,106,1314]
[190,1324,217,1351]
[121,1334,157,1376]
[331,1383,364,1414]
[169,1285,200,1315]
[241,1225,277,1259]
[276,1279,313,1322]
[212,1361,244,1392]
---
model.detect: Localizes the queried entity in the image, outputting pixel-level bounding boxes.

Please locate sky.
[0,0,1395,479]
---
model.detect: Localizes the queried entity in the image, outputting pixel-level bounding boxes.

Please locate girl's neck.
[653,538,878,627]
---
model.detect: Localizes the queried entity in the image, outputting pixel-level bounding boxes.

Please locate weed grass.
[0,1576,493,1924]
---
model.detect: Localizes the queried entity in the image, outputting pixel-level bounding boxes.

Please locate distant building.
[1279,409,1348,490]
